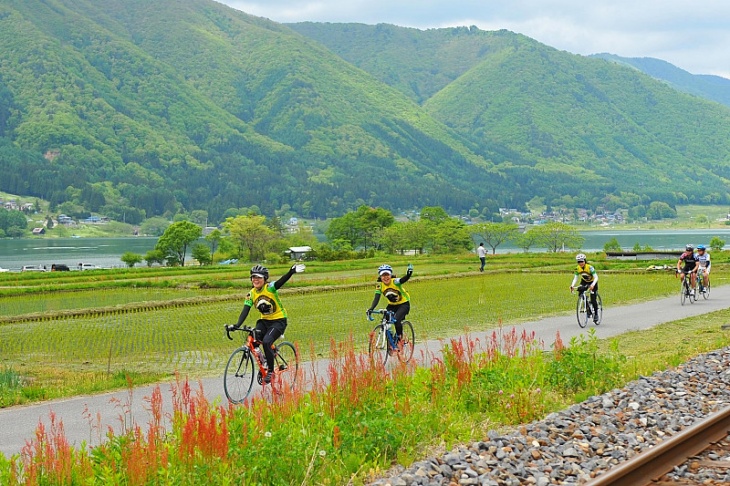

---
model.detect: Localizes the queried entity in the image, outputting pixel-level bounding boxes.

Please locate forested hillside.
[0,0,501,222]
[2,1,730,225]
[291,22,730,209]
[591,54,730,108]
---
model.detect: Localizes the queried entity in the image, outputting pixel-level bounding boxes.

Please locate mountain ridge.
[1,1,729,224]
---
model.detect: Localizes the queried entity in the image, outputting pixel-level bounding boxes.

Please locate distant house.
[286,246,312,261]
[57,214,73,225]
[32,227,45,235]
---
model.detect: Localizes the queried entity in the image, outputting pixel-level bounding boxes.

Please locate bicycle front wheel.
[224,347,255,404]
[397,321,415,363]
[273,341,299,392]
[368,324,389,366]
[703,279,711,299]
[680,280,687,306]
[594,294,603,325]
[576,294,588,328]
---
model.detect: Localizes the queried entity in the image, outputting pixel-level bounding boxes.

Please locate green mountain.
[290,22,730,208]
[2,3,730,225]
[0,0,501,221]
[590,54,730,108]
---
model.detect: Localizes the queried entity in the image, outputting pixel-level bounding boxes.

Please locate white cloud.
[217,0,730,78]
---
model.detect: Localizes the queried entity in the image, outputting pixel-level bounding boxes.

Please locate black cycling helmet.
[685,244,694,252]
[250,264,269,280]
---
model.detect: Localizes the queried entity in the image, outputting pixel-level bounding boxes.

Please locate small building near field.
[32,227,45,235]
[286,246,312,261]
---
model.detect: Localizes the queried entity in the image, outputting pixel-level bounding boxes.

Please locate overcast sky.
[217,1,730,79]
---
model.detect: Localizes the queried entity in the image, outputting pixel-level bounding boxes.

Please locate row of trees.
[122,205,587,267]
[326,206,586,256]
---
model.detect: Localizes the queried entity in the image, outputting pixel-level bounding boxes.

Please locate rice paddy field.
[0,251,721,406]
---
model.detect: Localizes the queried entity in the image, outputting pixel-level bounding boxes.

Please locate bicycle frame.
[573,286,601,328]
[367,308,415,365]
[224,325,299,403]
[679,269,697,305]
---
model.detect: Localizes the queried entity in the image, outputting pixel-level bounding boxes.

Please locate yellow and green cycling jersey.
[574,264,597,284]
[244,282,287,320]
[375,279,411,305]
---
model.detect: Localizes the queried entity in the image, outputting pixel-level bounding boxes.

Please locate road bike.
[367,309,415,365]
[224,325,299,404]
[697,267,711,300]
[678,269,698,306]
[573,286,602,328]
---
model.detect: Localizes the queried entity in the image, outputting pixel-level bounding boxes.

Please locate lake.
[1,229,728,270]
[0,237,159,271]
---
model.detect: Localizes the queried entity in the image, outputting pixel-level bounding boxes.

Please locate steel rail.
[585,406,730,486]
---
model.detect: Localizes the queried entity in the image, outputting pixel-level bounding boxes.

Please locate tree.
[472,222,519,254]
[0,208,27,235]
[155,220,202,266]
[603,237,622,252]
[191,243,212,265]
[120,252,143,268]
[425,217,472,254]
[225,214,276,261]
[205,229,223,257]
[326,206,394,250]
[530,222,585,253]
[514,230,538,253]
[144,249,166,267]
[140,216,170,237]
[710,236,725,251]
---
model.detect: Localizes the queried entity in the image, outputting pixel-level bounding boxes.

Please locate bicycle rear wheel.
[396,321,415,363]
[368,324,389,366]
[224,347,255,404]
[576,294,588,328]
[273,341,299,392]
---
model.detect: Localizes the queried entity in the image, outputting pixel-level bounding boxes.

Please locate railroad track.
[586,406,730,485]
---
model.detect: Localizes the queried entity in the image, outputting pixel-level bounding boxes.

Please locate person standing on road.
[226,263,305,383]
[477,243,487,272]
[366,264,412,343]
[570,253,599,323]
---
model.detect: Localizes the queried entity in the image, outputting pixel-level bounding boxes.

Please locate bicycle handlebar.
[367,309,395,322]
[225,325,255,340]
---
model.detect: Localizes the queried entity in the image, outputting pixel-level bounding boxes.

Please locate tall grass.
[1,329,628,485]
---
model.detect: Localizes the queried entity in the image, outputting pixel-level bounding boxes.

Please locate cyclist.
[696,244,711,292]
[366,263,413,346]
[226,263,304,383]
[569,253,599,323]
[676,244,698,296]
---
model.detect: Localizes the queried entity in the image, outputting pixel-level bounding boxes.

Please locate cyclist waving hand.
[367,264,413,343]
[226,263,304,383]
[570,254,599,323]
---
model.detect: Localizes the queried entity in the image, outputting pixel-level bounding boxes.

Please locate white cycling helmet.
[575,253,586,262]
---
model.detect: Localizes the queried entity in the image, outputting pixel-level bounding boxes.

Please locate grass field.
[0,250,708,406]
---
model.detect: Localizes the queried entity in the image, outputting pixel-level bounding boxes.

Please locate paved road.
[2,285,728,458]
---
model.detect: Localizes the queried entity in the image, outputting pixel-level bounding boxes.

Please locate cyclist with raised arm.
[677,244,698,297]
[696,244,711,292]
[570,253,599,324]
[226,263,304,383]
[366,264,413,345]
